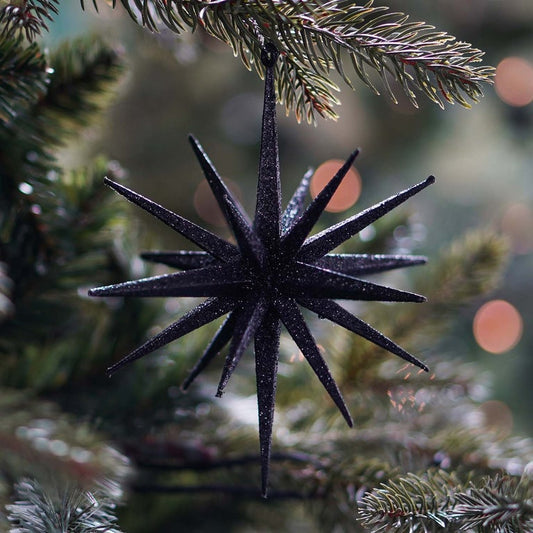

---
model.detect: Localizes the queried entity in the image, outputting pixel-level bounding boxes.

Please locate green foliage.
[452,475,533,532]
[358,470,533,532]
[5,478,123,533]
[86,0,494,122]
[0,389,129,499]
[0,37,48,124]
[0,160,157,390]
[0,0,59,41]
[0,36,143,391]
[0,36,123,203]
[43,37,124,137]
[338,229,509,385]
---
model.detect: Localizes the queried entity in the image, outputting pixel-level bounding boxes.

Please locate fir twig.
[340,230,509,385]
[0,389,130,488]
[40,37,124,137]
[6,478,123,533]
[0,37,48,124]
[88,0,494,122]
[0,0,59,41]
[451,475,533,533]
[358,471,533,533]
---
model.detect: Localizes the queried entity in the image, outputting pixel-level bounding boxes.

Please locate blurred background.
[42,0,532,437]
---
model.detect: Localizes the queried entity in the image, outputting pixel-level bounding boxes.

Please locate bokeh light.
[494,57,533,107]
[501,202,533,254]
[473,299,523,354]
[310,159,361,213]
[479,400,514,437]
[193,178,242,227]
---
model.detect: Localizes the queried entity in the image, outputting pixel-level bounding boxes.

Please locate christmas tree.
[0,1,532,531]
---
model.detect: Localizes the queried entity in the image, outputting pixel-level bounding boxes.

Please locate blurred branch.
[0,37,48,125]
[87,0,494,122]
[0,389,130,489]
[340,230,509,385]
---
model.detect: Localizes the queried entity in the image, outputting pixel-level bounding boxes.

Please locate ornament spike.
[314,254,427,276]
[299,175,436,262]
[281,149,359,261]
[254,43,282,255]
[181,312,237,391]
[106,297,235,376]
[286,263,426,302]
[276,299,353,427]
[140,251,214,270]
[89,262,249,298]
[254,308,281,498]
[188,134,252,226]
[92,44,435,496]
[281,167,313,234]
[188,134,264,267]
[299,298,429,372]
[103,177,238,260]
[215,298,267,397]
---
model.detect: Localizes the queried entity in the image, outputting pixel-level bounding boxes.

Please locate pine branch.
[0,37,48,124]
[452,475,533,533]
[0,389,130,490]
[0,161,158,390]
[0,36,124,308]
[0,36,123,203]
[41,37,124,138]
[358,471,533,533]
[0,0,59,41]
[339,230,509,385]
[358,470,459,532]
[89,0,494,122]
[5,478,123,533]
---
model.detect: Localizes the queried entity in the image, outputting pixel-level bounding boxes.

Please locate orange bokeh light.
[473,299,523,354]
[193,179,241,227]
[494,57,533,107]
[310,159,362,213]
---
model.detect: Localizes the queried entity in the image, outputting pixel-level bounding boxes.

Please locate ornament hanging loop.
[261,42,279,68]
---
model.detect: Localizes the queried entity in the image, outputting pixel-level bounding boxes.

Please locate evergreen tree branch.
[0,0,59,41]
[0,37,48,125]
[358,470,459,532]
[339,230,509,385]
[0,389,130,490]
[90,0,494,122]
[41,37,124,139]
[5,478,123,532]
[452,475,533,532]
[358,471,533,533]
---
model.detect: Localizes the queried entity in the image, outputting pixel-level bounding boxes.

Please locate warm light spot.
[479,400,514,437]
[193,179,241,227]
[495,57,533,107]
[501,203,533,254]
[310,159,361,213]
[473,300,523,354]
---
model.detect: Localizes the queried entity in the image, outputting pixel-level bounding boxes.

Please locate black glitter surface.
[90,44,434,497]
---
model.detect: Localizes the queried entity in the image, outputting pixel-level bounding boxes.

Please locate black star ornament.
[90,44,435,497]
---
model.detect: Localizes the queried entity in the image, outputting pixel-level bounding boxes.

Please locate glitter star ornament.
[90,44,434,497]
